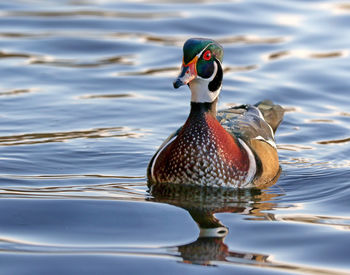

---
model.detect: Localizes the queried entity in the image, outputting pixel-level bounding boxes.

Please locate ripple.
[335,3,350,14]
[108,32,186,46]
[118,67,177,76]
[339,112,350,117]
[0,88,35,97]
[0,32,42,38]
[0,127,146,146]
[280,157,320,166]
[267,50,289,60]
[310,51,347,59]
[307,119,336,123]
[277,144,314,151]
[319,2,350,15]
[0,9,184,19]
[0,182,147,201]
[280,157,350,169]
[79,93,134,100]
[0,234,348,275]
[28,55,135,68]
[224,64,259,73]
[1,48,135,68]
[264,49,349,61]
[275,214,350,231]
[217,35,288,45]
[317,137,350,145]
[0,50,31,59]
[0,174,144,180]
[274,14,304,27]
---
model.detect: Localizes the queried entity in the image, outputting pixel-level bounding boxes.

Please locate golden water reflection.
[0,88,34,96]
[0,10,184,19]
[0,127,145,146]
[265,49,349,61]
[0,49,134,68]
[317,137,350,145]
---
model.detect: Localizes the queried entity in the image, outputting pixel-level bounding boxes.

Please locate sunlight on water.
[274,14,304,27]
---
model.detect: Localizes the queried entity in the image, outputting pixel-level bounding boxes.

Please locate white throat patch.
[189,61,221,103]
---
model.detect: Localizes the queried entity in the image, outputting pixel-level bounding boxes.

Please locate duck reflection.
[148,182,280,266]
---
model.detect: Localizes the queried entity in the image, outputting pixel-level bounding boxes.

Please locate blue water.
[0,0,350,274]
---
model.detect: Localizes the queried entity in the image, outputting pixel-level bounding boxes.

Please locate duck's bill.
[173,59,197,89]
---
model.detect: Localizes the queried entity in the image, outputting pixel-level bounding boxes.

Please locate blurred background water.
[0,0,350,274]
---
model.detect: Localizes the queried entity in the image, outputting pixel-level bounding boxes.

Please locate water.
[0,0,349,274]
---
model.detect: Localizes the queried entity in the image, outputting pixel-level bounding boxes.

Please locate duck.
[147,38,284,188]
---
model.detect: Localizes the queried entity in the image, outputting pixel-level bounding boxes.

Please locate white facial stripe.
[196,43,214,59]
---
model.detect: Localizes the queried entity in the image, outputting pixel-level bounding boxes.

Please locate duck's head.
[173,38,224,103]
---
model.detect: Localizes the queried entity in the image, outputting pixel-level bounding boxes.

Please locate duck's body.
[148,38,284,188]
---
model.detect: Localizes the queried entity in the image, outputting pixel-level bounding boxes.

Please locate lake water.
[0,0,350,274]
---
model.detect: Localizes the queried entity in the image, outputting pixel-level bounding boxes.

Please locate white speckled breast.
[151,110,255,187]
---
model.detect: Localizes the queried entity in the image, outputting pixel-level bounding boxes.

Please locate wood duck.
[147,38,284,188]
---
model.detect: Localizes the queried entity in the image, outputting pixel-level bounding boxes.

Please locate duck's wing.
[217,103,280,148]
[217,100,284,188]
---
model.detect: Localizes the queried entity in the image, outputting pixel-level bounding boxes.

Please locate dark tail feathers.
[254,100,284,133]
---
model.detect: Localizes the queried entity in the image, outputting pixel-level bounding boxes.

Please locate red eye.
[203,50,211,61]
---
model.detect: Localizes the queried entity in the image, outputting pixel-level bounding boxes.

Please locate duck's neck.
[189,97,218,118]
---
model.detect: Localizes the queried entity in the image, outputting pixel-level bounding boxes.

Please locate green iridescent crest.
[183,38,224,64]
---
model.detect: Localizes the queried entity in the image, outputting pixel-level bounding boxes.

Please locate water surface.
[0,0,350,274]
